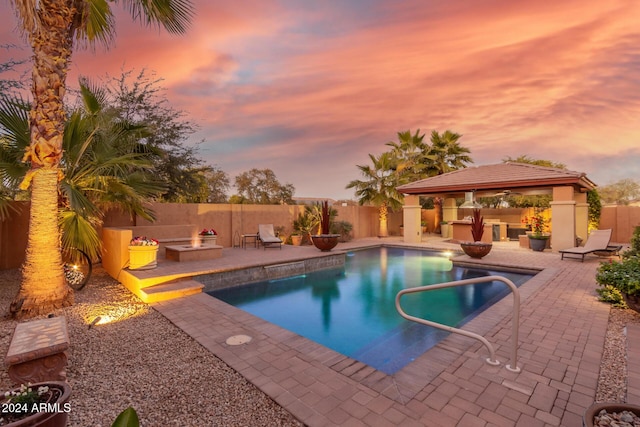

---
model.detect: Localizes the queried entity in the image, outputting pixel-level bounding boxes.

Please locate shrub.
[596,257,640,306]
[622,226,640,259]
[331,220,353,242]
[595,285,626,307]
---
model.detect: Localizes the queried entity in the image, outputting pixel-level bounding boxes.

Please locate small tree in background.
[598,179,640,205]
[232,168,295,204]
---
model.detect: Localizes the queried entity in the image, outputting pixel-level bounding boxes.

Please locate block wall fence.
[0,202,637,270]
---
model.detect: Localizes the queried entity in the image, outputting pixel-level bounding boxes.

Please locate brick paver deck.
[150,238,630,426]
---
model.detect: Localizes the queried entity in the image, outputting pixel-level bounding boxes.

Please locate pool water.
[209,247,532,374]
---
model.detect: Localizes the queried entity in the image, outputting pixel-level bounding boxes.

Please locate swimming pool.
[209,247,533,374]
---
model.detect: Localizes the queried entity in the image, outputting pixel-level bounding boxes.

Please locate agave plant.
[470,209,485,242]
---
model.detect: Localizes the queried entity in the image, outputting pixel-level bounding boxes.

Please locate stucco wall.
[600,205,640,243]
[102,202,385,244]
[5,203,635,271]
[0,202,29,270]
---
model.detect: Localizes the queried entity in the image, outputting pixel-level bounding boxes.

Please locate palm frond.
[58,210,102,261]
[121,0,195,35]
[77,0,116,47]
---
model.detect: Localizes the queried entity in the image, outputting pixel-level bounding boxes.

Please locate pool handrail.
[395,275,521,373]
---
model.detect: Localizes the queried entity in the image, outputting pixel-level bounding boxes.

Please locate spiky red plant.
[470,209,484,242]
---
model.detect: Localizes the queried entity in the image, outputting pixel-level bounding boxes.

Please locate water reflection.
[310,272,340,330]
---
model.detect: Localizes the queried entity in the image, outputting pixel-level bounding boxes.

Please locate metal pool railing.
[395,275,521,373]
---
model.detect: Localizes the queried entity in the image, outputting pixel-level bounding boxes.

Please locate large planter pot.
[128,245,159,270]
[582,402,640,427]
[529,236,549,252]
[200,235,218,245]
[2,381,71,426]
[440,224,451,239]
[311,234,340,252]
[460,242,492,259]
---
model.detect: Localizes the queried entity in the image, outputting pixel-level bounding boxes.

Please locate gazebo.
[396,163,597,251]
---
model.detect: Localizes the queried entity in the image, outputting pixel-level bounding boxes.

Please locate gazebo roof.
[397,162,596,196]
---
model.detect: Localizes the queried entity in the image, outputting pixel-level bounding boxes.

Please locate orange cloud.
[1,0,639,197]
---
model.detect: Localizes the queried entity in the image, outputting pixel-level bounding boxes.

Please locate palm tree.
[7,0,194,318]
[61,79,165,259]
[385,129,432,183]
[0,80,165,267]
[427,130,473,230]
[428,130,472,175]
[346,152,404,237]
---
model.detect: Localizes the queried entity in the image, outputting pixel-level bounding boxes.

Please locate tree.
[427,130,473,230]
[7,0,194,318]
[197,166,230,203]
[232,168,295,204]
[427,130,473,175]
[502,155,566,169]
[0,45,27,95]
[0,79,166,262]
[385,129,431,183]
[346,152,403,237]
[598,179,640,205]
[102,69,207,203]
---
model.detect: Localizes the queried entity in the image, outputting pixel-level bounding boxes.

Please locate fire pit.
[165,244,222,262]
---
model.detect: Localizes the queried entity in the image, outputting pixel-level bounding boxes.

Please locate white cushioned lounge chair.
[559,229,612,262]
[258,224,282,249]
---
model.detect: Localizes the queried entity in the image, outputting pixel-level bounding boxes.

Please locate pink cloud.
[1,0,639,198]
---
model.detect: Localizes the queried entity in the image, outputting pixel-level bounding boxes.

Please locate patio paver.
[149,237,631,426]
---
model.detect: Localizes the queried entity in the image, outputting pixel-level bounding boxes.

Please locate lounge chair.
[258,224,282,250]
[559,229,612,262]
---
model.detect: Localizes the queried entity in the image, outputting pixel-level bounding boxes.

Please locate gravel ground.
[596,306,640,403]
[1,267,639,425]
[0,267,303,427]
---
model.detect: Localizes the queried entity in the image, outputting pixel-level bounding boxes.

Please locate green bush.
[595,285,626,307]
[623,226,640,259]
[331,220,353,242]
[596,257,640,302]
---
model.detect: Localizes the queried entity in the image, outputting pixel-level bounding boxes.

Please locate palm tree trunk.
[11,0,75,318]
[378,203,389,237]
[12,169,73,317]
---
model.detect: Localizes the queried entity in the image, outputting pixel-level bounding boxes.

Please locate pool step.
[139,279,204,303]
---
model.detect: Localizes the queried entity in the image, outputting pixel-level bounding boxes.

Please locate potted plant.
[421,220,428,233]
[583,402,640,427]
[459,209,492,258]
[1,381,71,426]
[199,228,218,245]
[289,232,303,246]
[128,236,159,270]
[522,210,550,251]
[311,201,340,251]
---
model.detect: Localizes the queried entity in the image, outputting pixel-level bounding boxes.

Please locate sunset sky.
[1,0,639,200]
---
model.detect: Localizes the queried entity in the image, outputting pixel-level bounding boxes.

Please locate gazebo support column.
[402,195,422,244]
[575,192,589,243]
[550,186,576,251]
[442,197,457,223]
